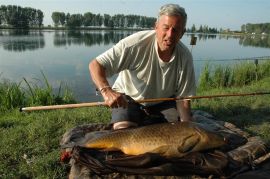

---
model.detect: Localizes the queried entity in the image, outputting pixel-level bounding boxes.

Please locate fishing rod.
[20,92,270,112]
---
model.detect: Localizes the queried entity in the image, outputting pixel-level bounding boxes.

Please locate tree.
[0,5,7,25]
[83,12,94,26]
[198,25,203,33]
[65,13,70,25]
[49,11,157,29]
[191,24,196,33]
[95,14,103,26]
[103,14,111,27]
[52,12,61,27]
[37,10,44,27]
[145,17,156,28]
[66,14,83,28]
[59,12,65,26]
[242,23,270,34]
[241,24,246,33]
[0,5,43,28]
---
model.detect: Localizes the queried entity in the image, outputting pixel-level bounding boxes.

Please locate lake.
[0,29,270,102]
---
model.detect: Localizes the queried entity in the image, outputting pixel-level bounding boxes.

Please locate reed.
[0,72,75,112]
[198,60,270,91]
[198,62,212,90]
[0,79,25,111]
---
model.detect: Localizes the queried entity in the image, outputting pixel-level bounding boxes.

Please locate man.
[89,4,196,130]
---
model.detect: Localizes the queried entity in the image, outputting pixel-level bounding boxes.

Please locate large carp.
[84,121,226,158]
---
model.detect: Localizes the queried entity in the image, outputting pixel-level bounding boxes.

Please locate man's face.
[155,15,186,53]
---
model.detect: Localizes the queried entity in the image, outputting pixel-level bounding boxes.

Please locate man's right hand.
[89,59,128,108]
[100,87,128,108]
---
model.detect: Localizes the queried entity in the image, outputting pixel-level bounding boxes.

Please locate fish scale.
[85,121,226,158]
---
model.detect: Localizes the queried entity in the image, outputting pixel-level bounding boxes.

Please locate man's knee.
[113,121,138,130]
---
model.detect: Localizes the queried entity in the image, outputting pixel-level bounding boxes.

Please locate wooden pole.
[20,92,270,112]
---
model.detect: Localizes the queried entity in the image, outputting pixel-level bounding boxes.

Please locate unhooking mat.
[60,110,270,179]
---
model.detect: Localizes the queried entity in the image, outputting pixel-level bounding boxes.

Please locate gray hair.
[157,4,187,27]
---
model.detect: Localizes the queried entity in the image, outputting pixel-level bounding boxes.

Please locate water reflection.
[186,33,217,41]
[218,34,242,40]
[239,35,270,48]
[53,30,136,47]
[53,30,270,49]
[1,30,270,52]
[186,33,270,48]
[0,30,45,51]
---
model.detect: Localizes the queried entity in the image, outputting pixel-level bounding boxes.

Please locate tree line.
[241,23,270,34]
[52,12,220,32]
[51,11,156,29]
[0,5,43,28]
[186,24,219,33]
[1,4,269,34]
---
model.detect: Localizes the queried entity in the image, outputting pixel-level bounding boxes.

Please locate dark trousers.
[111,95,180,126]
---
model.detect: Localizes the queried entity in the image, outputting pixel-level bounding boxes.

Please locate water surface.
[0,29,269,102]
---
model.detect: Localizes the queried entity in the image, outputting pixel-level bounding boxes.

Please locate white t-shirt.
[96,30,196,105]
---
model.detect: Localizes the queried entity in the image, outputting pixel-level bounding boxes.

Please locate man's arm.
[176,100,193,121]
[89,59,127,108]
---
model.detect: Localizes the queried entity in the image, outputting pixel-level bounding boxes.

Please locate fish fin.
[84,131,109,142]
[85,131,110,140]
[61,131,109,149]
[152,145,186,158]
[102,147,121,152]
[150,145,170,155]
[80,131,110,146]
[178,135,200,153]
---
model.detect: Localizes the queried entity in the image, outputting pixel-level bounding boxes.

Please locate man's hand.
[100,87,128,108]
[89,59,127,108]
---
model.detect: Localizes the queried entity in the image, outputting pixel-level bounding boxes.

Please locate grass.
[198,60,270,91]
[0,107,110,178]
[0,71,75,112]
[193,76,270,137]
[0,61,270,178]
[195,61,270,138]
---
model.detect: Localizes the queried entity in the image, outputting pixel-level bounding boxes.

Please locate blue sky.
[1,0,269,30]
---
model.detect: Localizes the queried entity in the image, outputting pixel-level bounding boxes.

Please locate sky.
[1,0,270,30]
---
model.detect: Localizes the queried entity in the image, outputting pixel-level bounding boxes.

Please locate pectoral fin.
[151,145,170,154]
[178,135,200,153]
[151,145,186,158]
[102,147,121,152]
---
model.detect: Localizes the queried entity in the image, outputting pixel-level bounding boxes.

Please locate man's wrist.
[99,86,111,93]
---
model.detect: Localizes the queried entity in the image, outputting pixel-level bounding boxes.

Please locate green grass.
[0,107,110,178]
[193,76,270,138]
[195,60,270,137]
[0,61,270,178]
[198,60,270,91]
[0,71,75,112]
